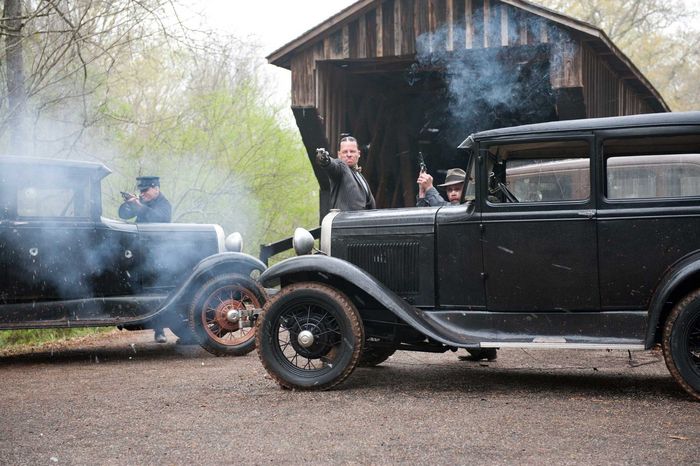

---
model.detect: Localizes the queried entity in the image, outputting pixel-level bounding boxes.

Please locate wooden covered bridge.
[267,0,669,218]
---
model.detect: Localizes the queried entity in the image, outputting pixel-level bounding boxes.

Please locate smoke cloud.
[409,16,566,145]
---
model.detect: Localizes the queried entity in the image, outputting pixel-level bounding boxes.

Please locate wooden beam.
[401,0,415,54]
[501,4,508,46]
[358,14,367,58]
[342,25,350,58]
[376,4,383,57]
[465,0,473,49]
[519,12,528,45]
[446,0,454,51]
[483,0,491,48]
[394,0,402,55]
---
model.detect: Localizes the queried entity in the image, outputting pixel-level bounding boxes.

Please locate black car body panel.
[0,156,262,330]
[257,112,700,396]
[264,111,700,351]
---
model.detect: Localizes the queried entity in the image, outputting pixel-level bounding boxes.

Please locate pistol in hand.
[120,191,135,201]
[315,148,330,167]
[417,151,427,173]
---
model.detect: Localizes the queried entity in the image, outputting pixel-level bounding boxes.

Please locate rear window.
[16,173,90,219]
[604,134,700,200]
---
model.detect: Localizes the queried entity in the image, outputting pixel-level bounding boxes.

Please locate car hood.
[330,207,439,231]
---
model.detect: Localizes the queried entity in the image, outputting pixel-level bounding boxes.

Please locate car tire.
[662,290,700,401]
[358,347,396,367]
[188,273,266,357]
[256,282,364,390]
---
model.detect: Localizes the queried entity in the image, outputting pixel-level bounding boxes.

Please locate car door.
[11,171,94,300]
[596,128,700,311]
[479,135,599,312]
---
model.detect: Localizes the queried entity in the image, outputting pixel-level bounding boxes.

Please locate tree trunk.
[3,0,27,155]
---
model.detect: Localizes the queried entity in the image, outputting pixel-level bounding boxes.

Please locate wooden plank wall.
[290,0,656,114]
[290,0,554,107]
[581,43,652,117]
[316,62,349,148]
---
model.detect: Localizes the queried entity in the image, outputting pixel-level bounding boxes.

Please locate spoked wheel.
[358,347,396,367]
[256,282,364,390]
[189,273,266,356]
[662,289,700,401]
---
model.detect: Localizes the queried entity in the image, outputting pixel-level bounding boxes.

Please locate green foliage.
[95,37,318,251]
[0,21,319,348]
[0,328,110,348]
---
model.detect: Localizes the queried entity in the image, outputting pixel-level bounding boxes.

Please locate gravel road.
[1,329,698,465]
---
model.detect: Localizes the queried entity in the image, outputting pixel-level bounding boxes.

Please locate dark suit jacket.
[321,157,376,211]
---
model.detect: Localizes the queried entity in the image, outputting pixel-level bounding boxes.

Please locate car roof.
[460,111,700,148]
[0,155,111,179]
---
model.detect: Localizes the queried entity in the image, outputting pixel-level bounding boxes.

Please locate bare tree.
[0,0,197,155]
[2,0,27,153]
[537,0,700,111]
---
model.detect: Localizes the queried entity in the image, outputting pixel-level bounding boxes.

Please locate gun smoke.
[409,15,566,146]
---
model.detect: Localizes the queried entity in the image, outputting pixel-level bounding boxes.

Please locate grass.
[0,327,112,349]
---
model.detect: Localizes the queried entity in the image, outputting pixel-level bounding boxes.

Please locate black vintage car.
[0,156,266,356]
[255,111,700,400]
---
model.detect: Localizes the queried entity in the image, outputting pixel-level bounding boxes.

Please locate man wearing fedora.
[416,168,466,207]
[119,175,172,343]
[416,167,496,361]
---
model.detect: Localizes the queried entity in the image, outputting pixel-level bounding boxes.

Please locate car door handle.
[577,210,596,219]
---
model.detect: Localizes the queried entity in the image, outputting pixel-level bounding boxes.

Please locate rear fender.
[646,251,700,346]
[260,255,473,347]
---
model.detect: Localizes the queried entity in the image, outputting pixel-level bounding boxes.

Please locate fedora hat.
[437,168,466,187]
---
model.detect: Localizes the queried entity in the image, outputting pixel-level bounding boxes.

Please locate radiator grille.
[346,241,419,294]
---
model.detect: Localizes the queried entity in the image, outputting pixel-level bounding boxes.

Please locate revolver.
[120,191,135,201]
[417,151,427,173]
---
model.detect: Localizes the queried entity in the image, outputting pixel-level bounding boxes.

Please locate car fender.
[646,250,700,346]
[159,252,267,314]
[260,255,466,347]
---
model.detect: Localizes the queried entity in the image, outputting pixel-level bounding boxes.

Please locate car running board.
[480,340,645,350]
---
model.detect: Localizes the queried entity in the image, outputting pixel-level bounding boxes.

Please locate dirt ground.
[1,329,698,465]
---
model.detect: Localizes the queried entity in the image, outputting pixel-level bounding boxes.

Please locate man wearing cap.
[315,136,376,211]
[119,176,172,223]
[416,168,466,207]
[119,176,172,343]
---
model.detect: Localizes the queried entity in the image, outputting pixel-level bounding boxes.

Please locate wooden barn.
[267,0,669,218]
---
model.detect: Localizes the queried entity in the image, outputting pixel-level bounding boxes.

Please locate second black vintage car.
[255,111,700,400]
[0,156,265,356]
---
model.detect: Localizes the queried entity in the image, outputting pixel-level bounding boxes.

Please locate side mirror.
[292,228,314,256]
[225,232,243,252]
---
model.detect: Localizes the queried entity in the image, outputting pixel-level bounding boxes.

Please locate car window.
[604,134,700,200]
[485,140,590,204]
[16,177,90,219]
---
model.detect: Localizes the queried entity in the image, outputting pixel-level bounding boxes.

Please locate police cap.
[136,176,160,190]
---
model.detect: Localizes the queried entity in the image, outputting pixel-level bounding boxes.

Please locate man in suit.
[316,136,376,211]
